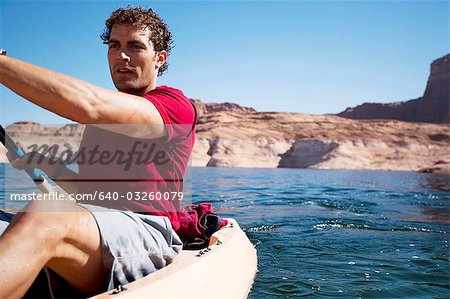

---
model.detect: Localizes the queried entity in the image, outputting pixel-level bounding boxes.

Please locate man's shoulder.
[147,85,193,111]
[145,85,195,126]
[150,85,188,100]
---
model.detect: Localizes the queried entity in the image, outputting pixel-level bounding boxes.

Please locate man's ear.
[155,51,168,68]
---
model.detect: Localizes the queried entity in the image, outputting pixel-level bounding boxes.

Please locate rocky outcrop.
[279,140,338,168]
[191,99,256,117]
[199,136,292,168]
[423,54,449,99]
[192,111,450,172]
[338,54,449,123]
[418,160,450,175]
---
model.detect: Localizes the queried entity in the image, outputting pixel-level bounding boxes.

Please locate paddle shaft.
[0,125,44,183]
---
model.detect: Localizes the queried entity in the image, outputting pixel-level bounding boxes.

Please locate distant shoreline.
[1,160,449,175]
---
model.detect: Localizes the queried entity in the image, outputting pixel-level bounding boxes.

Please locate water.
[1,166,449,298]
[190,168,449,299]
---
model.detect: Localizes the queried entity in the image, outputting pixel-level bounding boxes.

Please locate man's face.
[107,24,162,95]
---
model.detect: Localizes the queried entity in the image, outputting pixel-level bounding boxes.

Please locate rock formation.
[338,54,449,123]
[192,111,449,172]
[191,99,256,117]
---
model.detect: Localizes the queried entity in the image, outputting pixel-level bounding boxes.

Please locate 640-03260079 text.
[9,191,184,201]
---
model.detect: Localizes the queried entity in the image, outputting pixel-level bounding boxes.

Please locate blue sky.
[0,0,448,125]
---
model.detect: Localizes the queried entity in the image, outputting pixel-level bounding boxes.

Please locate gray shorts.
[0,204,182,296]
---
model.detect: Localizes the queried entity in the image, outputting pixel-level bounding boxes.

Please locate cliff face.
[423,54,449,99]
[338,54,450,123]
[191,100,256,117]
[192,111,450,173]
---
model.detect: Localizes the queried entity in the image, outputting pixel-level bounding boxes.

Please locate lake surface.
[1,166,449,298]
[191,168,449,299]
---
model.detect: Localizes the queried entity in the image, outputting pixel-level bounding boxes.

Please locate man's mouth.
[116,67,135,74]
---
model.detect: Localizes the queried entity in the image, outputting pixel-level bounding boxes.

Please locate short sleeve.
[144,86,195,142]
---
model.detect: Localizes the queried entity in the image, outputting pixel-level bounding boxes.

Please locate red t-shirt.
[78,85,196,232]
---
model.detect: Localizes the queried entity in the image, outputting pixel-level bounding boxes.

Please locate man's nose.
[119,50,130,61]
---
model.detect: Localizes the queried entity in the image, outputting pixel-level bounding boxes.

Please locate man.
[0,7,195,297]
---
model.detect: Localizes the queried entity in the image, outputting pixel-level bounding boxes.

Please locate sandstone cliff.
[338,54,449,123]
[192,111,449,173]
[191,99,256,117]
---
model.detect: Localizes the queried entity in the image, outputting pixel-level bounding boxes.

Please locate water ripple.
[313,220,448,234]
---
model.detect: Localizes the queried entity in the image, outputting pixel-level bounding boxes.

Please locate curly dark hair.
[101,6,173,76]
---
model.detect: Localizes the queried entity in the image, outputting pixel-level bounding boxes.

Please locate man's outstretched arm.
[0,56,165,137]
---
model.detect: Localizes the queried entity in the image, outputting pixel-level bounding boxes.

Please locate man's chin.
[113,78,151,95]
[115,84,146,96]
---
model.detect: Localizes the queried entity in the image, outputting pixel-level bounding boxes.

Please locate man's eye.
[108,44,118,49]
[131,45,143,49]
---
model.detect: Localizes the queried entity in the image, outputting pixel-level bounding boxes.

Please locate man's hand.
[7,150,79,194]
[7,151,49,171]
[7,151,65,179]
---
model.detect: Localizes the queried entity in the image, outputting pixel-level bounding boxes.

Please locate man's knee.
[9,206,98,263]
[9,210,67,250]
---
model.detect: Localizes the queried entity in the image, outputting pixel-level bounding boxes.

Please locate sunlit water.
[1,166,449,298]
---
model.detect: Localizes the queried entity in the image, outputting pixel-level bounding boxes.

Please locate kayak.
[90,218,257,299]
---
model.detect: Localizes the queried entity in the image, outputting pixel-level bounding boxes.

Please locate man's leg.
[0,200,106,298]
